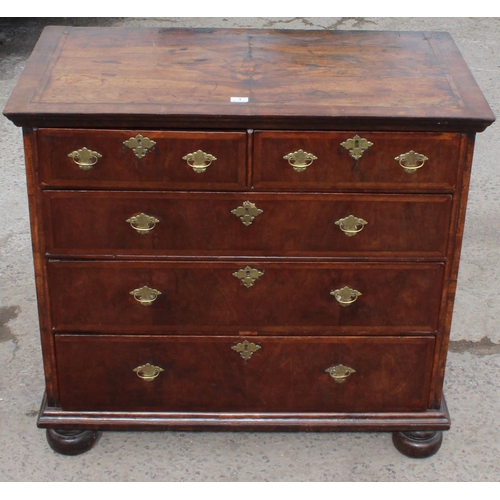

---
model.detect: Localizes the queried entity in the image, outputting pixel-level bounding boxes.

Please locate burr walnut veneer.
[3,27,494,457]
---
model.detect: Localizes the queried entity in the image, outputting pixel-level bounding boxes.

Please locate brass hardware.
[331,286,362,307]
[231,340,261,360]
[231,201,263,226]
[395,150,429,174]
[68,147,102,170]
[182,150,217,173]
[340,135,373,160]
[335,215,368,237]
[123,134,156,159]
[283,149,318,172]
[325,364,356,384]
[126,213,160,234]
[133,363,164,382]
[233,266,264,288]
[130,285,162,306]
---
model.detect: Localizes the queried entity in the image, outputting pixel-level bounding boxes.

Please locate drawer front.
[37,129,247,189]
[253,131,461,192]
[43,191,452,259]
[48,261,443,334]
[54,334,435,412]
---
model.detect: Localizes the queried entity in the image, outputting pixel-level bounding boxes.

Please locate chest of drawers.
[4,27,494,457]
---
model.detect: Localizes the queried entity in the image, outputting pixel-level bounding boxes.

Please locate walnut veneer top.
[3,26,495,131]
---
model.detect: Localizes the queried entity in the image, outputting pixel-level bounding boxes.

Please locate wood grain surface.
[54,334,435,413]
[3,27,495,131]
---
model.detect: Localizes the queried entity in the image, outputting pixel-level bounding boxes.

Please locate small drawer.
[54,334,435,412]
[36,128,247,190]
[48,261,444,334]
[43,191,452,259]
[253,131,462,192]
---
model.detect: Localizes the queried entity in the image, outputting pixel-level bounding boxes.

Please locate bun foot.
[46,429,101,455]
[392,430,443,458]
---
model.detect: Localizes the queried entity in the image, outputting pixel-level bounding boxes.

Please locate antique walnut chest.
[3,27,495,457]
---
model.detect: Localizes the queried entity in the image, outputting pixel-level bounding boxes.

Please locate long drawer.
[253,131,461,192]
[54,334,435,412]
[43,192,452,259]
[47,261,444,334]
[36,128,247,190]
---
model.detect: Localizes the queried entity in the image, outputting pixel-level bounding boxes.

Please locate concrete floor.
[1,17,499,481]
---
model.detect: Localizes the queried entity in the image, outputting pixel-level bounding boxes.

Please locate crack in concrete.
[261,17,378,30]
[449,337,500,356]
[325,18,378,30]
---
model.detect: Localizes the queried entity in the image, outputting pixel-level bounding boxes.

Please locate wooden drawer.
[54,334,435,412]
[43,191,452,259]
[253,131,462,192]
[48,261,443,334]
[36,128,247,190]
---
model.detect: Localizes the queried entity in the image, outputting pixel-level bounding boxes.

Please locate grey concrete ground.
[1,17,499,481]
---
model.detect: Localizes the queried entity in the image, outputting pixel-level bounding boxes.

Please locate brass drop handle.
[130,285,162,306]
[283,149,318,172]
[68,147,102,170]
[182,150,217,173]
[395,150,429,173]
[133,363,164,382]
[331,286,362,307]
[325,364,356,384]
[335,215,368,237]
[126,213,160,234]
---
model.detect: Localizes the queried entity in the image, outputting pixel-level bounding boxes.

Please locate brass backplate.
[233,266,264,288]
[123,134,156,159]
[231,201,263,226]
[231,340,261,360]
[340,135,373,160]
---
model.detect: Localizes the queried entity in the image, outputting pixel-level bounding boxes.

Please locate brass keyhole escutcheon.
[395,150,429,174]
[232,266,264,288]
[130,285,162,306]
[325,364,356,384]
[331,286,362,307]
[182,150,217,173]
[126,213,160,234]
[335,215,368,237]
[123,134,156,159]
[340,135,373,160]
[232,340,261,361]
[283,149,318,172]
[68,147,102,170]
[231,201,263,226]
[133,363,164,382]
